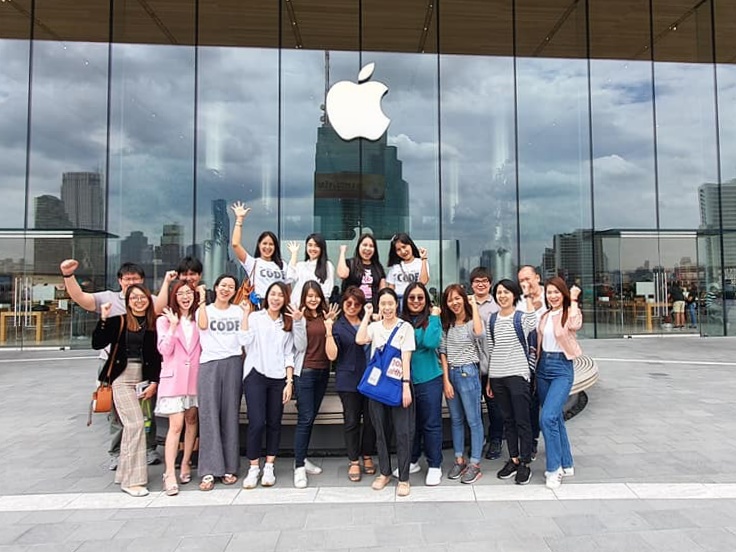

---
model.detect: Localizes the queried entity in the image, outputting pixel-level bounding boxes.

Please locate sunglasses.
[407,294,425,301]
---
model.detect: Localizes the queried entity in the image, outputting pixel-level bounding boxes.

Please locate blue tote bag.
[357,322,405,407]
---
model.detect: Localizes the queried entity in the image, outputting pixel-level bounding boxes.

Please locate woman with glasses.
[386,233,429,308]
[401,282,443,486]
[230,201,295,307]
[92,285,161,497]
[155,280,201,495]
[337,233,386,307]
[440,284,486,485]
[196,274,247,491]
[326,286,377,482]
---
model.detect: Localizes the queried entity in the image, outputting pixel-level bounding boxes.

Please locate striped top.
[440,321,483,367]
[487,312,536,380]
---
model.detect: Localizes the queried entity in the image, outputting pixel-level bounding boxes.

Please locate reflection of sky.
[0,37,735,278]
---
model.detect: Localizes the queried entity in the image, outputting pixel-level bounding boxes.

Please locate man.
[155,256,211,311]
[469,267,504,460]
[60,259,162,469]
[516,265,547,461]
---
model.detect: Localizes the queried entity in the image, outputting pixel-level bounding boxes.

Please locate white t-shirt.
[542,310,564,353]
[366,320,416,358]
[198,304,245,363]
[291,259,335,306]
[240,255,296,299]
[386,258,424,298]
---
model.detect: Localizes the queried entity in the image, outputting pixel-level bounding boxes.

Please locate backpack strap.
[513,311,529,358]
[488,312,498,344]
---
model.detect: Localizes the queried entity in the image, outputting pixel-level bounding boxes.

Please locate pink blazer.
[156,316,201,398]
[537,307,583,360]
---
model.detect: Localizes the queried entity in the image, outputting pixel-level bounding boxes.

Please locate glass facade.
[0,0,734,347]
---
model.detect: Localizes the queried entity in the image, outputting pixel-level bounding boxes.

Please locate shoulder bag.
[357,322,405,407]
[87,317,125,426]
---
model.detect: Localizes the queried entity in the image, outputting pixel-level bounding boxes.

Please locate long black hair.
[304,233,329,284]
[254,231,284,268]
[388,233,420,267]
[401,282,431,329]
[350,233,385,282]
[299,281,329,321]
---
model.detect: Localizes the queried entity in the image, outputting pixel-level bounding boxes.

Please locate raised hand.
[363,303,374,319]
[324,316,334,334]
[286,305,305,322]
[100,302,112,320]
[163,270,177,283]
[431,305,441,316]
[339,244,348,254]
[196,284,207,304]
[239,300,251,316]
[162,307,179,326]
[230,201,251,220]
[468,295,477,308]
[570,285,581,302]
[325,303,341,321]
[60,259,79,276]
[286,241,300,256]
[419,247,428,260]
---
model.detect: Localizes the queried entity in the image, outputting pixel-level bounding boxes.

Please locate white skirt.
[154,395,198,416]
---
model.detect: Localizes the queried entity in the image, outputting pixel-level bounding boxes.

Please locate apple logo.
[326,63,390,141]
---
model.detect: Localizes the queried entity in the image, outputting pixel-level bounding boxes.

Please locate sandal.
[348,461,362,482]
[199,474,215,492]
[163,473,179,496]
[179,462,192,484]
[362,456,376,475]
[221,473,238,485]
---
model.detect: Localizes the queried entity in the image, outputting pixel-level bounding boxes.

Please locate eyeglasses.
[472,279,490,285]
[407,295,425,301]
[176,290,194,297]
[344,300,362,308]
[129,295,148,303]
[121,277,143,284]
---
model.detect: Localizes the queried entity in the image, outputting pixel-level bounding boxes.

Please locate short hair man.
[60,259,161,469]
[155,256,211,309]
[469,266,503,460]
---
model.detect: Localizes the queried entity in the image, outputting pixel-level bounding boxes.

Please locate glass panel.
[516,0,594,336]
[108,0,195,292]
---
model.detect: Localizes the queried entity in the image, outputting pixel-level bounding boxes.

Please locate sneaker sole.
[515,473,532,485]
[461,472,483,484]
[497,472,517,480]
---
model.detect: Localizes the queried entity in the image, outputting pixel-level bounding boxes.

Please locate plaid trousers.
[112,361,147,487]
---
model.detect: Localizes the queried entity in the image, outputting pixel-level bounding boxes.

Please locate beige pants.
[112,361,147,487]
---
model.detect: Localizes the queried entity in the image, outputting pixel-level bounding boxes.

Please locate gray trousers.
[103,360,157,457]
[197,355,243,477]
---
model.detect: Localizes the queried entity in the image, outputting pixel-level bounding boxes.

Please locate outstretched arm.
[59,259,97,312]
[230,201,252,264]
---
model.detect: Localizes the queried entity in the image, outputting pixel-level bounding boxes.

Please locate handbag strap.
[104,316,125,382]
[385,321,403,348]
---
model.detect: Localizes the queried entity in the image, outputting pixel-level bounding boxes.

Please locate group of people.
[66,201,583,498]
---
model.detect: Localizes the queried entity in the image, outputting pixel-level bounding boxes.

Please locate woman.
[230,201,295,306]
[537,277,582,490]
[337,233,386,306]
[401,282,443,487]
[196,274,245,491]
[686,283,698,328]
[356,288,415,496]
[92,285,161,497]
[386,233,429,307]
[440,284,485,485]
[292,281,339,488]
[326,286,377,482]
[485,279,536,486]
[288,233,335,304]
[240,281,297,489]
[156,280,201,495]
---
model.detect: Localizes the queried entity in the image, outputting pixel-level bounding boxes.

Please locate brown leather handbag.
[87,317,124,426]
[233,260,258,310]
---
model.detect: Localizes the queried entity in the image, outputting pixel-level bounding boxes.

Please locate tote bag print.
[358,323,404,407]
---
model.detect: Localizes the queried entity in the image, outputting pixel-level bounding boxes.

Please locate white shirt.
[240,256,296,299]
[366,319,416,358]
[198,304,244,363]
[291,259,335,306]
[386,258,424,298]
[241,310,295,380]
[542,310,564,353]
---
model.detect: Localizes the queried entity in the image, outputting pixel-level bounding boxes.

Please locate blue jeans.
[536,353,574,473]
[411,375,444,468]
[687,302,697,326]
[294,368,330,468]
[446,363,484,464]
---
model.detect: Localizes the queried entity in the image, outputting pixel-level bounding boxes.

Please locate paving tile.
[13,523,79,546]
[552,514,607,537]
[226,531,280,551]
[637,529,706,552]
[636,509,700,530]
[686,528,736,551]
[175,534,232,552]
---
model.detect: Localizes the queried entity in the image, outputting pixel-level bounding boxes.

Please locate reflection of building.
[121,231,154,277]
[34,195,73,274]
[699,180,736,280]
[159,223,184,268]
[549,230,606,283]
[203,199,235,281]
[480,247,513,281]
[62,172,104,230]
[313,126,409,240]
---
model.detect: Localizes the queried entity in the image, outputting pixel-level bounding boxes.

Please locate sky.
[0,32,735,282]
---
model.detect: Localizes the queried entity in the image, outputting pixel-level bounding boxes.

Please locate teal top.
[410,314,443,384]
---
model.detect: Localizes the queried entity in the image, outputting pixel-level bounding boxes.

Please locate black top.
[93,315,162,384]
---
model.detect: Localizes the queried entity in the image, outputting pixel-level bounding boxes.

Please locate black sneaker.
[484,439,502,460]
[514,463,532,485]
[531,441,538,462]
[496,459,518,480]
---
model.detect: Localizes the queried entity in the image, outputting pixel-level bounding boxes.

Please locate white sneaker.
[304,458,322,475]
[392,462,421,478]
[425,467,442,486]
[242,466,260,489]
[544,467,574,478]
[261,463,276,487]
[545,467,563,490]
[294,467,308,489]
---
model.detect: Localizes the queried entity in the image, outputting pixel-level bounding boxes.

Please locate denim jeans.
[411,375,444,468]
[294,368,330,468]
[536,352,574,473]
[446,363,484,464]
[687,302,697,326]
